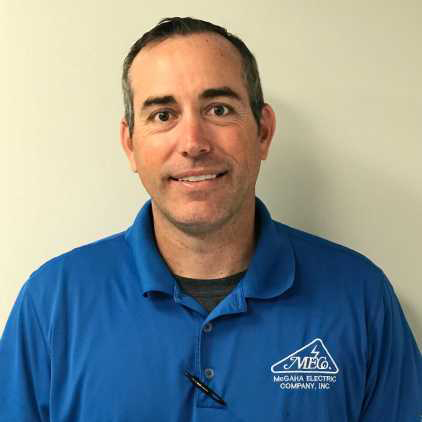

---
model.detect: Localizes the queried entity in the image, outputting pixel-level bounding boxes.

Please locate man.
[0,17,421,421]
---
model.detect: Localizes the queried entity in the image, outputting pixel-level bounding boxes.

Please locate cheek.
[132,135,159,168]
[223,131,262,170]
[131,145,156,180]
[134,130,175,165]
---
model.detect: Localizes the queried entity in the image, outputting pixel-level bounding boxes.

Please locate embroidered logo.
[271,338,339,391]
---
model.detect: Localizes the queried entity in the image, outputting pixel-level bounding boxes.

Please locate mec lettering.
[283,356,329,370]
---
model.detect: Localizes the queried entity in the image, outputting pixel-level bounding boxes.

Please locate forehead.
[129,33,246,102]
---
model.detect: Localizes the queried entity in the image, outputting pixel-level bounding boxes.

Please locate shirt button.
[204,368,214,379]
[203,323,213,333]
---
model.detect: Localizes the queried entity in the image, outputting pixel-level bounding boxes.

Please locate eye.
[208,104,232,117]
[154,111,172,122]
[149,109,175,123]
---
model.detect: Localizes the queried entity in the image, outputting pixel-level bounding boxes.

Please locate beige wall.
[1,1,421,348]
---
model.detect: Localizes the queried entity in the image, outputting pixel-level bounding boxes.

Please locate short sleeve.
[360,272,422,421]
[0,281,51,422]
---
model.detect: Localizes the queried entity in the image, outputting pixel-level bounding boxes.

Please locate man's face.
[121,33,275,234]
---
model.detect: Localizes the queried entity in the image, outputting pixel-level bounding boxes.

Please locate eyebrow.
[142,95,176,110]
[199,86,242,101]
[140,86,242,113]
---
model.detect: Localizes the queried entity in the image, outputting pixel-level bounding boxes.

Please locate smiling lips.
[178,174,217,182]
[170,171,227,183]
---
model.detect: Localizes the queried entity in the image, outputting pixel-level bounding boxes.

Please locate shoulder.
[24,230,132,303]
[34,230,128,274]
[277,220,380,269]
[276,220,376,261]
[274,220,388,296]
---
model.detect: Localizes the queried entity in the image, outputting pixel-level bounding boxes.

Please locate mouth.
[170,171,227,183]
[168,171,228,190]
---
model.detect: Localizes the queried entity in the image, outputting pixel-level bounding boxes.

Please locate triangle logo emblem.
[271,338,339,374]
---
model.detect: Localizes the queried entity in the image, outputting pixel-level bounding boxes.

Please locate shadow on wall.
[257,98,422,348]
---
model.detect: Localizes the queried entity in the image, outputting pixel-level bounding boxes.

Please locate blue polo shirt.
[1,198,421,421]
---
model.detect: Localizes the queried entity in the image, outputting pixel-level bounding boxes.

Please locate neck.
[151,199,256,279]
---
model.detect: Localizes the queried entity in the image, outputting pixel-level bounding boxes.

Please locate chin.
[172,212,223,232]
[152,196,239,234]
[166,206,233,235]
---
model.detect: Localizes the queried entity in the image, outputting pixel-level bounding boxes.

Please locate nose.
[177,114,211,158]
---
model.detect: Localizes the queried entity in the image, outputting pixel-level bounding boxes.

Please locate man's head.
[120,17,275,235]
[122,17,265,139]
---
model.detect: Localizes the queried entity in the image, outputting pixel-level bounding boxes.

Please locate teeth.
[178,174,217,182]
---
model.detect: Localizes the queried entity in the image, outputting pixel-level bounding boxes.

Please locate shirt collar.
[124,197,295,300]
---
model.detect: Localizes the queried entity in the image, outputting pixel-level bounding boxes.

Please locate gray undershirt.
[174,270,247,313]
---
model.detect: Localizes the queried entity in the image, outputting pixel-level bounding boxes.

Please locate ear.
[257,104,276,160]
[120,118,137,172]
